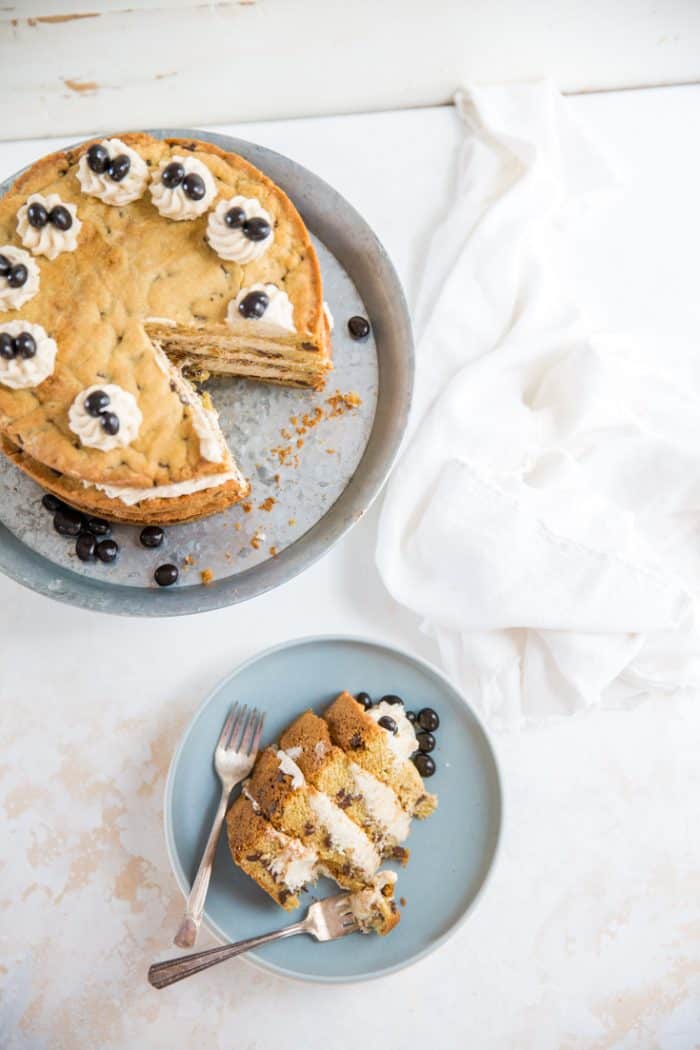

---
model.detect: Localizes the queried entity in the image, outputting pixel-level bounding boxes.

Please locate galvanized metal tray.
[0,129,413,616]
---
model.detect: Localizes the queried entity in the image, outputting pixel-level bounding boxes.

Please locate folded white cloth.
[376,82,700,728]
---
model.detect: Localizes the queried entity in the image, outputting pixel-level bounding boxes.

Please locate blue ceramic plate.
[164,636,503,983]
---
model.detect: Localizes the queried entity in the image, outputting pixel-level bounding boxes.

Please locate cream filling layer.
[273,751,380,877]
[307,790,380,877]
[85,469,242,506]
[267,830,319,892]
[349,763,411,843]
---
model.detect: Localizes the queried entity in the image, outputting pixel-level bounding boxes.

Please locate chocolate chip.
[0,332,16,359]
[378,714,398,735]
[139,525,164,548]
[27,202,48,228]
[161,161,185,188]
[75,532,96,562]
[154,563,178,587]
[15,331,36,359]
[7,264,28,289]
[348,315,370,340]
[182,172,206,201]
[49,205,72,231]
[87,144,110,174]
[413,753,436,777]
[85,516,111,536]
[243,216,271,242]
[238,290,269,320]
[349,731,364,750]
[42,493,64,513]
[85,389,110,417]
[224,206,246,228]
[99,411,120,436]
[108,154,131,182]
[95,538,119,563]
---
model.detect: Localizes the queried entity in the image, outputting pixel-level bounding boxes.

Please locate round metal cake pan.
[0,128,413,616]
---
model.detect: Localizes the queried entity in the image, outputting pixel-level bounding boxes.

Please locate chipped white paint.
[1,2,700,139]
[2,89,700,1048]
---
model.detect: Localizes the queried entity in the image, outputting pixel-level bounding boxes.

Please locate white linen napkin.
[376,82,700,728]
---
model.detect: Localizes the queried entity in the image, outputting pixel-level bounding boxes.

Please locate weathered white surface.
[1,87,700,1048]
[3,2,700,139]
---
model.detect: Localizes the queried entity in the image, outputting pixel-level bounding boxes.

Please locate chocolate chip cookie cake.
[226,692,438,935]
[0,133,332,525]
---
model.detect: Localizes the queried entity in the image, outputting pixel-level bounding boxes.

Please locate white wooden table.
[2,86,699,1049]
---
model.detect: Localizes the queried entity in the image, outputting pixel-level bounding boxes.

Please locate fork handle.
[174,788,230,949]
[149,921,307,989]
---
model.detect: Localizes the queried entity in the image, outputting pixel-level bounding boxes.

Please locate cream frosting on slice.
[349,763,411,842]
[323,301,334,332]
[0,247,40,310]
[16,194,81,260]
[307,790,380,877]
[88,469,243,506]
[227,283,296,334]
[206,196,274,262]
[0,320,57,390]
[77,138,149,206]
[367,701,418,763]
[267,829,319,891]
[273,750,380,876]
[276,749,305,789]
[69,383,142,452]
[150,156,217,221]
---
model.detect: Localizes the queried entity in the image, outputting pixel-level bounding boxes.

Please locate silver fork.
[152,893,359,989]
[173,703,265,949]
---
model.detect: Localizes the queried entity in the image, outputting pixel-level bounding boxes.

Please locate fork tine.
[228,704,249,751]
[250,711,265,756]
[217,703,239,750]
[239,707,259,754]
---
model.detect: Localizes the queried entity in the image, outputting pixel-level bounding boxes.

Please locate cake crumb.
[234,522,242,532]
[241,501,252,513]
[200,568,214,586]
[182,554,196,567]
[290,415,298,426]
[326,448,336,455]
[288,518,296,526]
[250,529,265,550]
[269,546,278,557]
[258,496,276,512]
[400,897,407,908]
[280,427,292,440]
[296,438,304,448]
[325,390,362,417]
